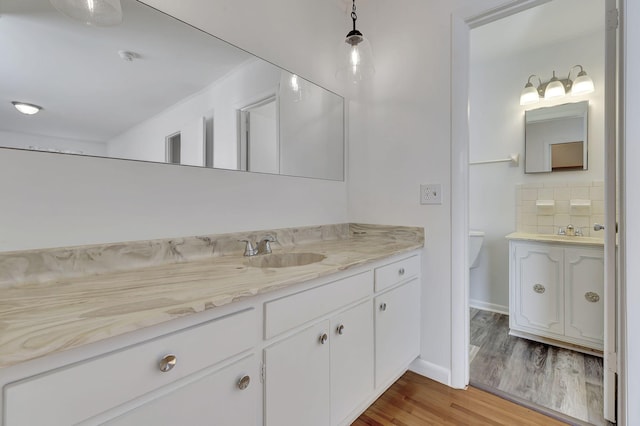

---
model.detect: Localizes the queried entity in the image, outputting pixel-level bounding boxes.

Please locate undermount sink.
[246,252,326,268]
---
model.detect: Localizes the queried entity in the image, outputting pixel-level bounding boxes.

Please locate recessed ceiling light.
[11,101,43,115]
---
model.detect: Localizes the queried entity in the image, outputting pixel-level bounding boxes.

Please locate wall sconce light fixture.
[50,0,123,27]
[519,65,594,106]
[336,0,374,83]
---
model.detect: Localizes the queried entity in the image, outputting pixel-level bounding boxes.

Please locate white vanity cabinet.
[104,355,258,426]
[263,272,374,426]
[263,254,420,426]
[1,251,422,426]
[374,279,421,387]
[509,239,604,351]
[373,252,421,387]
[264,300,375,426]
[3,308,258,426]
[264,320,332,426]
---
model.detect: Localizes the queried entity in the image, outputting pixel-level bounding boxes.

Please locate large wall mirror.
[0,0,345,181]
[524,101,588,173]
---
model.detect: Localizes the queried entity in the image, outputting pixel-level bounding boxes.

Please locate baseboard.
[409,358,451,386]
[469,299,508,315]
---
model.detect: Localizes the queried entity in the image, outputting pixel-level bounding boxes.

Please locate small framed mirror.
[524,101,588,173]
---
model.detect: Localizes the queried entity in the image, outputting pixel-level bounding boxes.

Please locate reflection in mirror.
[0,0,344,181]
[524,101,588,173]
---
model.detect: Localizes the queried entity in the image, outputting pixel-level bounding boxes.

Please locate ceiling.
[471,0,604,62]
[0,0,253,143]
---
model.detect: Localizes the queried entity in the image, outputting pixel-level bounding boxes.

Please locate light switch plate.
[420,184,442,205]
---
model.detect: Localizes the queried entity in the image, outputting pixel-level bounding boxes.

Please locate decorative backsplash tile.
[516,181,605,237]
[0,223,424,288]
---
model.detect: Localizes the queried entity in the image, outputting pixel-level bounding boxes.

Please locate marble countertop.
[505,232,604,246]
[0,224,423,368]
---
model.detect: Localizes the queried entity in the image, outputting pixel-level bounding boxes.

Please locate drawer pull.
[585,292,600,303]
[399,267,405,276]
[237,375,251,390]
[380,302,387,311]
[533,284,545,294]
[158,354,177,372]
[337,324,345,335]
[319,333,328,345]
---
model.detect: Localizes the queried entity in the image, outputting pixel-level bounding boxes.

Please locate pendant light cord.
[351,0,357,32]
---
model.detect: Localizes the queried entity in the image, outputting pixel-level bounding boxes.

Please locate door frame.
[450,0,624,422]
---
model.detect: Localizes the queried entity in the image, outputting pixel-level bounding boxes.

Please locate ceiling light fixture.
[519,65,595,106]
[336,0,374,83]
[49,0,123,27]
[11,101,43,115]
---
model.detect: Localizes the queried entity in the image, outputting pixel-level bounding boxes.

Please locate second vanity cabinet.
[509,239,604,351]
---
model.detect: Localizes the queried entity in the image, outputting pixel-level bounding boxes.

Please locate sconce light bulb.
[544,72,566,100]
[571,72,595,96]
[520,83,540,105]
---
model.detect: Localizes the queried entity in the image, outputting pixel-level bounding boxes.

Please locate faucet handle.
[238,239,258,256]
[258,235,277,254]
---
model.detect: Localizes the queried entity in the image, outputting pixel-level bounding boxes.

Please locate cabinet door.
[374,279,420,388]
[103,355,257,426]
[331,301,374,425]
[511,242,564,337]
[564,247,605,348]
[264,321,330,426]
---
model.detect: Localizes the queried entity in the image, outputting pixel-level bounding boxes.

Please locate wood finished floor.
[354,370,567,425]
[469,309,606,426]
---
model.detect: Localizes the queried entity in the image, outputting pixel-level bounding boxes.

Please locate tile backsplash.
[516,181,605,237]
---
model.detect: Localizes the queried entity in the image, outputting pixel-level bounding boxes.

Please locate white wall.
[346,0,507,381]
[468,31,605,311]
[0,0,349,251]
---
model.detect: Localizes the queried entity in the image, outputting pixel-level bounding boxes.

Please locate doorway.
[452,0,619,424]
[238,95,279,174]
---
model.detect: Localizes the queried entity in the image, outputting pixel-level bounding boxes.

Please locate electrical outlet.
[420,184,442,205]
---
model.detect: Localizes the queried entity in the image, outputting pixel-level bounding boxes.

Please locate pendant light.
[336,0,374,83]
[50,0,123,27]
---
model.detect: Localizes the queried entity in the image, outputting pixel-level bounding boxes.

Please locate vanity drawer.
[374,255,420,292]
[4,308,256,426]
[264,270,372,339]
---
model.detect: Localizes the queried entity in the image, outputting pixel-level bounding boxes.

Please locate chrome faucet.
[239,235,277,256]
[257,235,276,255]
[558,224,583,237]
[239,239,259,256]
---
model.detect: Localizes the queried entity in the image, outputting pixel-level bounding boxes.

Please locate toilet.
[469,230,485,269]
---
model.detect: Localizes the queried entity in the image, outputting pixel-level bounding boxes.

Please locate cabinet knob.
[158,354,177,372]
[237,375,251,390]
[380,302,387,311]
[533,284,546,294]
[337,324,345,335]
[319,333,328,344]
[398,267,405,276]
[585,292,600,303]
